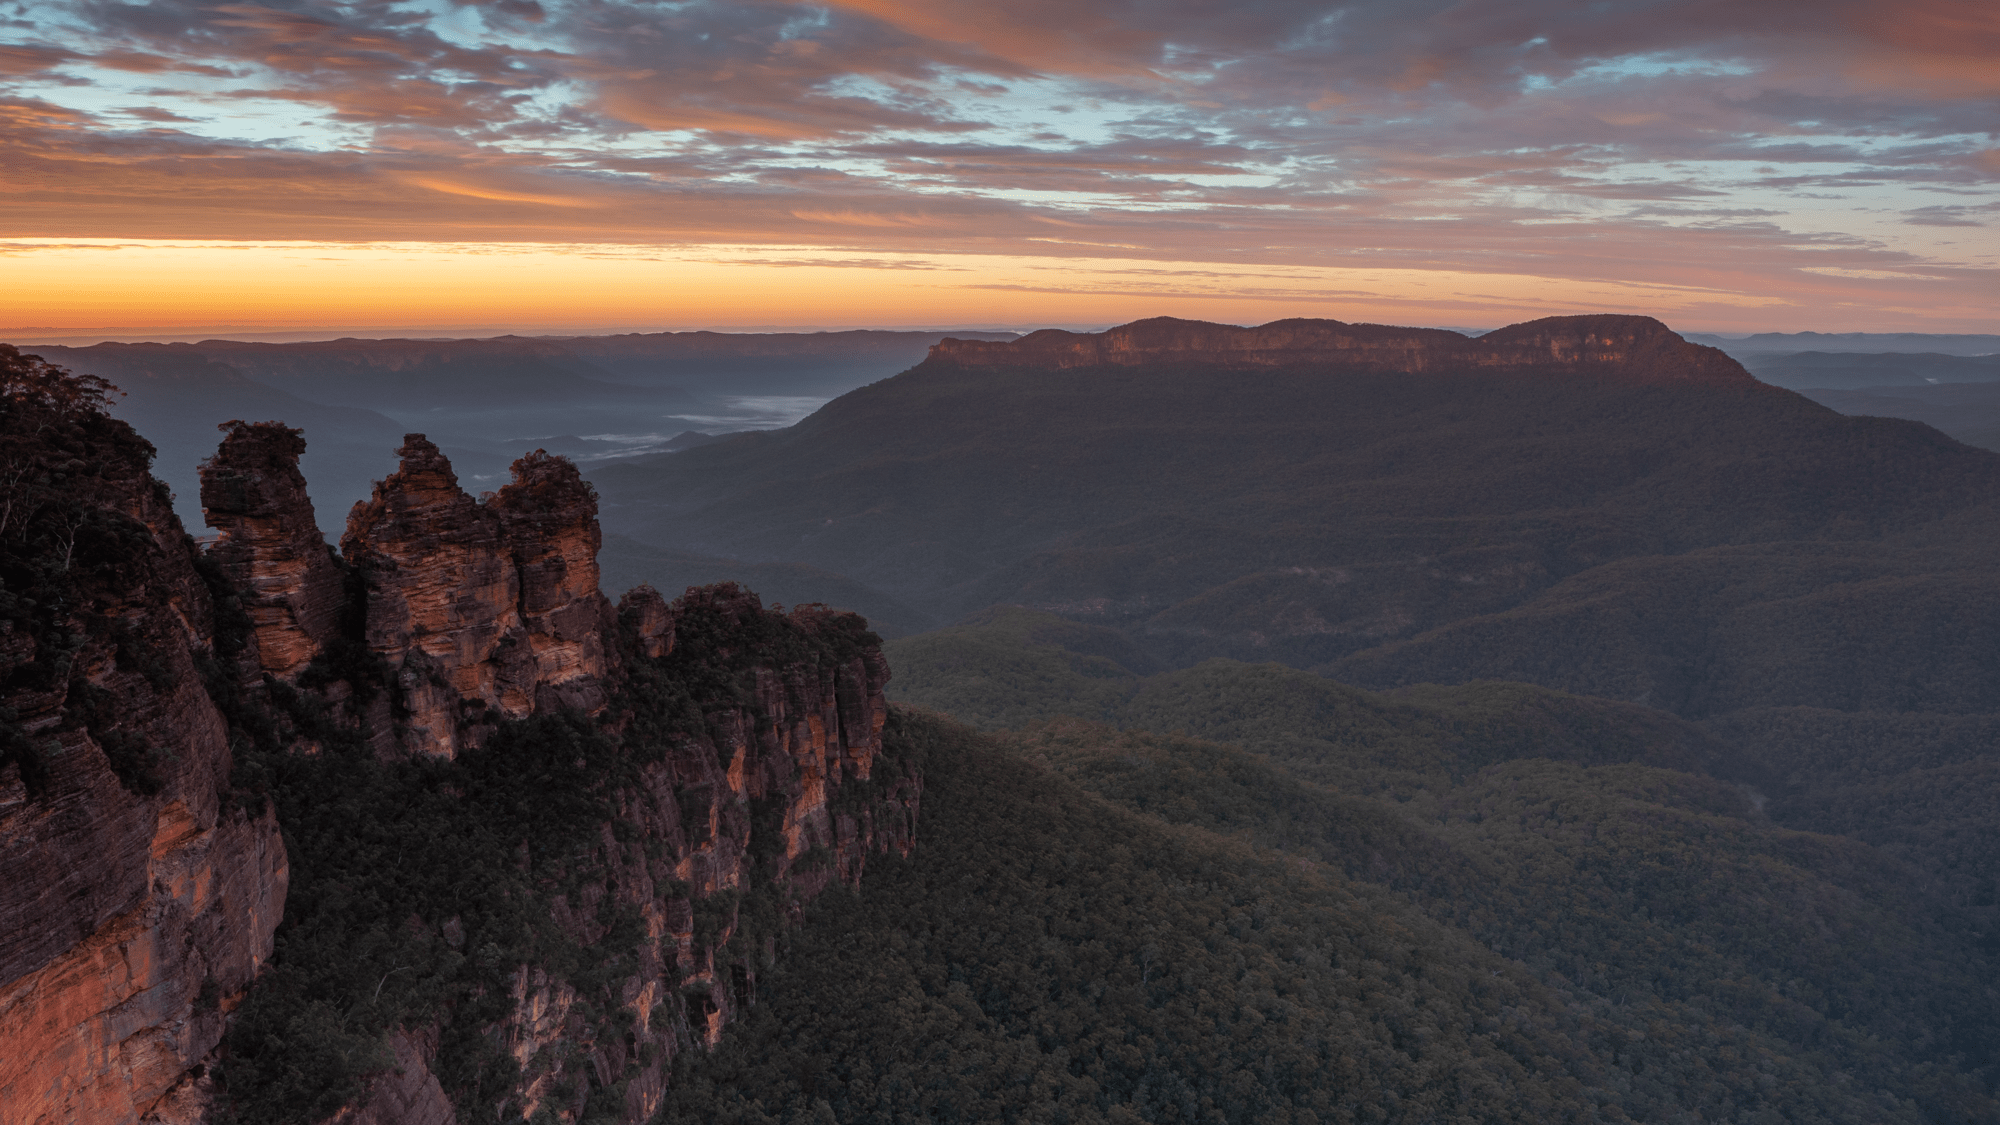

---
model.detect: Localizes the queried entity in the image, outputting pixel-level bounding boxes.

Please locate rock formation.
[338,436,615,756]
[438,585,909,1123]
[199,420,346,680]
[491,449,617,714]
[618,583,677,659]
[930,313,1756,386]
[6,364,914,1125]
[0,353,286,1125]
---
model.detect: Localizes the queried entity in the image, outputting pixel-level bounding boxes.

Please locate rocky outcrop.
[618,584,676,659]
[6,366,917,1125]
[0,353,286,1125]
[339,437,615,756]
[199,420,346,680]
[479,586,910,1123]
[491,450,616,714]
[930,313,1756,386]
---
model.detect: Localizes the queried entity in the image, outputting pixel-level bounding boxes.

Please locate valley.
[3,315,1997,1124]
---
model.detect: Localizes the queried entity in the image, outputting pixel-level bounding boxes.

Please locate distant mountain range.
[19,329,1014,533]
[1687,330,2000,357]
[590,313,2000,714]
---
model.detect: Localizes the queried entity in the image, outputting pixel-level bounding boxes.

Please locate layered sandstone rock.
[0,398,286,1125]
[340,435,525,756]
[6,393,914,1125]
[339,585,910,1124]
[931,313,1755,386]
[491,450,616,714]
[618,584,677,659]
[199,420,346,680]
[340,437,617,756]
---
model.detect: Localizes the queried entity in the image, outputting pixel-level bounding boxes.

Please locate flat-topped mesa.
[929,313,1755,386]
[198,421,346,679]
[341,436,614,756]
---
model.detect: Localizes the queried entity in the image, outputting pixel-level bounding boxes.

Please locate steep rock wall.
[195,432,913,1124]
[5,377,919,1125]
[474,587,910,1123]
[338,435,529,757]
[0,353,286,1125]
[335,437,615,756]
[199,420,346,681]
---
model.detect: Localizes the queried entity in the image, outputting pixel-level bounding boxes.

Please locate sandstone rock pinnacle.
[341,436,615,755]
[198,420,345,679]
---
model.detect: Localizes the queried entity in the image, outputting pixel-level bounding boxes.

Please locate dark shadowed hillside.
[591,314,2000,714]
[660,709,1999,1125]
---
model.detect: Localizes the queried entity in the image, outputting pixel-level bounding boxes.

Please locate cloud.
[0,0,1992,327]
[0,44,80,76]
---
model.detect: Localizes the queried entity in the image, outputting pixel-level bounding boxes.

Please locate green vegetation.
[213,585,892,1124]
[661,709,1998,1124]
[887,609,1724,792]
[771,611,2000,1124]
[0,345,183,797]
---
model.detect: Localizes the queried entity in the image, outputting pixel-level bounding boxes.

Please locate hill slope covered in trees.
[590,315,2000,708]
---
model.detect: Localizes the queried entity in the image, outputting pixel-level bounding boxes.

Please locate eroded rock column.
[199,421,345,680]
[492,450,615,714]
[341,435,528,756]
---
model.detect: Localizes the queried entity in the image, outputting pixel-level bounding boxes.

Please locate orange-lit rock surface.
[199,420,346,680]
[491,450,616,714]
[6,400,914,1125]
[931,313,1755,386]
[337,437,626,756]
[0,392,286,1125]
[340,434,528,756]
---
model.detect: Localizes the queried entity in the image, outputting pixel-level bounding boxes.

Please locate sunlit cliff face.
[1,0,1995,334]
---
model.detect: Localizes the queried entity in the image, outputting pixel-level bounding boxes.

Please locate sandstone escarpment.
[338,436,615,756]
[7,369,919,1125]
[0,348,286,1125]
[220,579,909,1125]
[930,313,1754,386]
[471,586,910,1123]
[199,420,346,680]
[184,429,914,1123]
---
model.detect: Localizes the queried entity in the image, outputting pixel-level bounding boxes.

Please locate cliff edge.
[0,349,286,1125]
[3,356,917,1125]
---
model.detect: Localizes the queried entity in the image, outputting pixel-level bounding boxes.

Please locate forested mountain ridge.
[660,710,2000,1125]
[591,313,2000,706]
[25,328,1020,536]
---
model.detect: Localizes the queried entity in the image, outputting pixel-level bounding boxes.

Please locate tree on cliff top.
[1,344,173,795]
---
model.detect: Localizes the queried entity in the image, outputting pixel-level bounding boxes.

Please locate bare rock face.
[0,379,286,1125]
[617,583,677,659]
[930,313,1756,386]
[199,420,346,680]
[340,436,559,756]
[491,450,616,714]
[489,588,909,1123]
[6,384,916,1125]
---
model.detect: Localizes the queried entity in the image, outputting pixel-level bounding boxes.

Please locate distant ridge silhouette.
[931,314,1755,386]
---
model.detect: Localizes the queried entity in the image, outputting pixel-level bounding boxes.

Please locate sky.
[2,0,1996,338]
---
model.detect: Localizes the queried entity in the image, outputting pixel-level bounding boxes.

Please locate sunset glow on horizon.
[3,0,1995,338]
